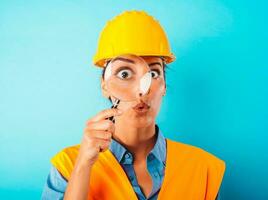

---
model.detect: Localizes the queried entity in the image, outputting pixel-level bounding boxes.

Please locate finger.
[88,108,122,123]
[91,138,111,152]
[85,130,112,140]
[86,120,115,132]
[99,141,111,152]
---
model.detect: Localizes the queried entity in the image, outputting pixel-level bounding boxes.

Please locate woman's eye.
[116,69,132,79]
[150,70,160,78]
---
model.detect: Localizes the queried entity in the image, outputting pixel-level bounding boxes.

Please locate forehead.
[112,54,162,64]
[141,56,163,63]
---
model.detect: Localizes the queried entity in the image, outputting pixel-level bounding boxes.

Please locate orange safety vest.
[51,139,225,200]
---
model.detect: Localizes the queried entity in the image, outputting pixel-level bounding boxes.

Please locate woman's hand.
[76,108,122,167]
[64,108,122,200]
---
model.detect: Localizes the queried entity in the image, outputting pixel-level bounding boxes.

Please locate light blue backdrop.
[1,0,267,199]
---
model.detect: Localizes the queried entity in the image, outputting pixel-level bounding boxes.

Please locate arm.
[48,109,121,200]
[41,163,92,200]
[63,158,92,200]
[41,166,67,200]
[64,109,121,199]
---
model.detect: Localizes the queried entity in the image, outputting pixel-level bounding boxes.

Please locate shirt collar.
[150,125,166,165]
[109,124,166,165]
[109,136,128,163]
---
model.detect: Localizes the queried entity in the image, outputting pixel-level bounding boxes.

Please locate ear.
[162,83,167,96]
[101,77,110,98]
[162,89,166,96]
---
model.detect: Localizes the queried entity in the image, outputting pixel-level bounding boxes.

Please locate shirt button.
[148,154,154,161]
[129,175,134,181]
[125,153,130,159]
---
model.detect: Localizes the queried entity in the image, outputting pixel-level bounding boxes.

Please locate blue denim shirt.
[41,125,221,200]
[108,126,166,200]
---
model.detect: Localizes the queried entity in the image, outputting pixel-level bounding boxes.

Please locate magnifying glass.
[103,54,152,122]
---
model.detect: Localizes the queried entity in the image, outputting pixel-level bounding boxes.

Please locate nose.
[139,87,151,96]
[135,89,151,108]
[135,71,152,100]
[136,92,142,99]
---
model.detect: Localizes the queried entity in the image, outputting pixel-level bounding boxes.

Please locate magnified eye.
[150,69,160,79]
[116,69,133,79]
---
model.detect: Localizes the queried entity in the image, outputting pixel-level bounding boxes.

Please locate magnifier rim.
[103,54,153,102]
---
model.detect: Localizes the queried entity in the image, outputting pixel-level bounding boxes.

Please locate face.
[101,54,166,128]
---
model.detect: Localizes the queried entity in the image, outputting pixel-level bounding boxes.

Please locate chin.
[128,114,155,128]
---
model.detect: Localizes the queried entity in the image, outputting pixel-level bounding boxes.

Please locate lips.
[132,101,150,114]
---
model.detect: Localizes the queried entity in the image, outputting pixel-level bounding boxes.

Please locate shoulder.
[50,144,81,180]
[166,138,226,170]
[166,138,226,198]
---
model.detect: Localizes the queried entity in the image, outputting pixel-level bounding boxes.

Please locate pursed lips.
[132,101,150,113]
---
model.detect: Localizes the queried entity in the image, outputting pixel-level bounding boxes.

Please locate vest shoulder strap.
[50,144,80,180]
[51,144,138,200]
[163,139,226,200]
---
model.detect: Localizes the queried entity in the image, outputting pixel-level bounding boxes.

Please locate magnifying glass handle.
[99,100,120,152]
[107,99,120,123]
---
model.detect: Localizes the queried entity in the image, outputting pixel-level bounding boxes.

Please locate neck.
[113,122,157,161]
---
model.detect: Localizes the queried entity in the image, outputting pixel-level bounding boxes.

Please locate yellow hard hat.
[93,10,175,67]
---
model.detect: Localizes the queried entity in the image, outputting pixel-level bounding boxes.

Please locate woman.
[42,10,225,200]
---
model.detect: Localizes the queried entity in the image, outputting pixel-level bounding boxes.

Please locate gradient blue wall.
[0,1,267,199]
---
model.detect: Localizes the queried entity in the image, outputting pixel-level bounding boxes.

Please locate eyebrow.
[111,58,162,68]
[112,57,136,64]
[148,62,162,68]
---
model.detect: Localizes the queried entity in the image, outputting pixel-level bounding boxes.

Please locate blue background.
[1,0,267,199]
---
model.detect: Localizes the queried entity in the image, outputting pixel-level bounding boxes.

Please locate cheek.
[149,79,165,113]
